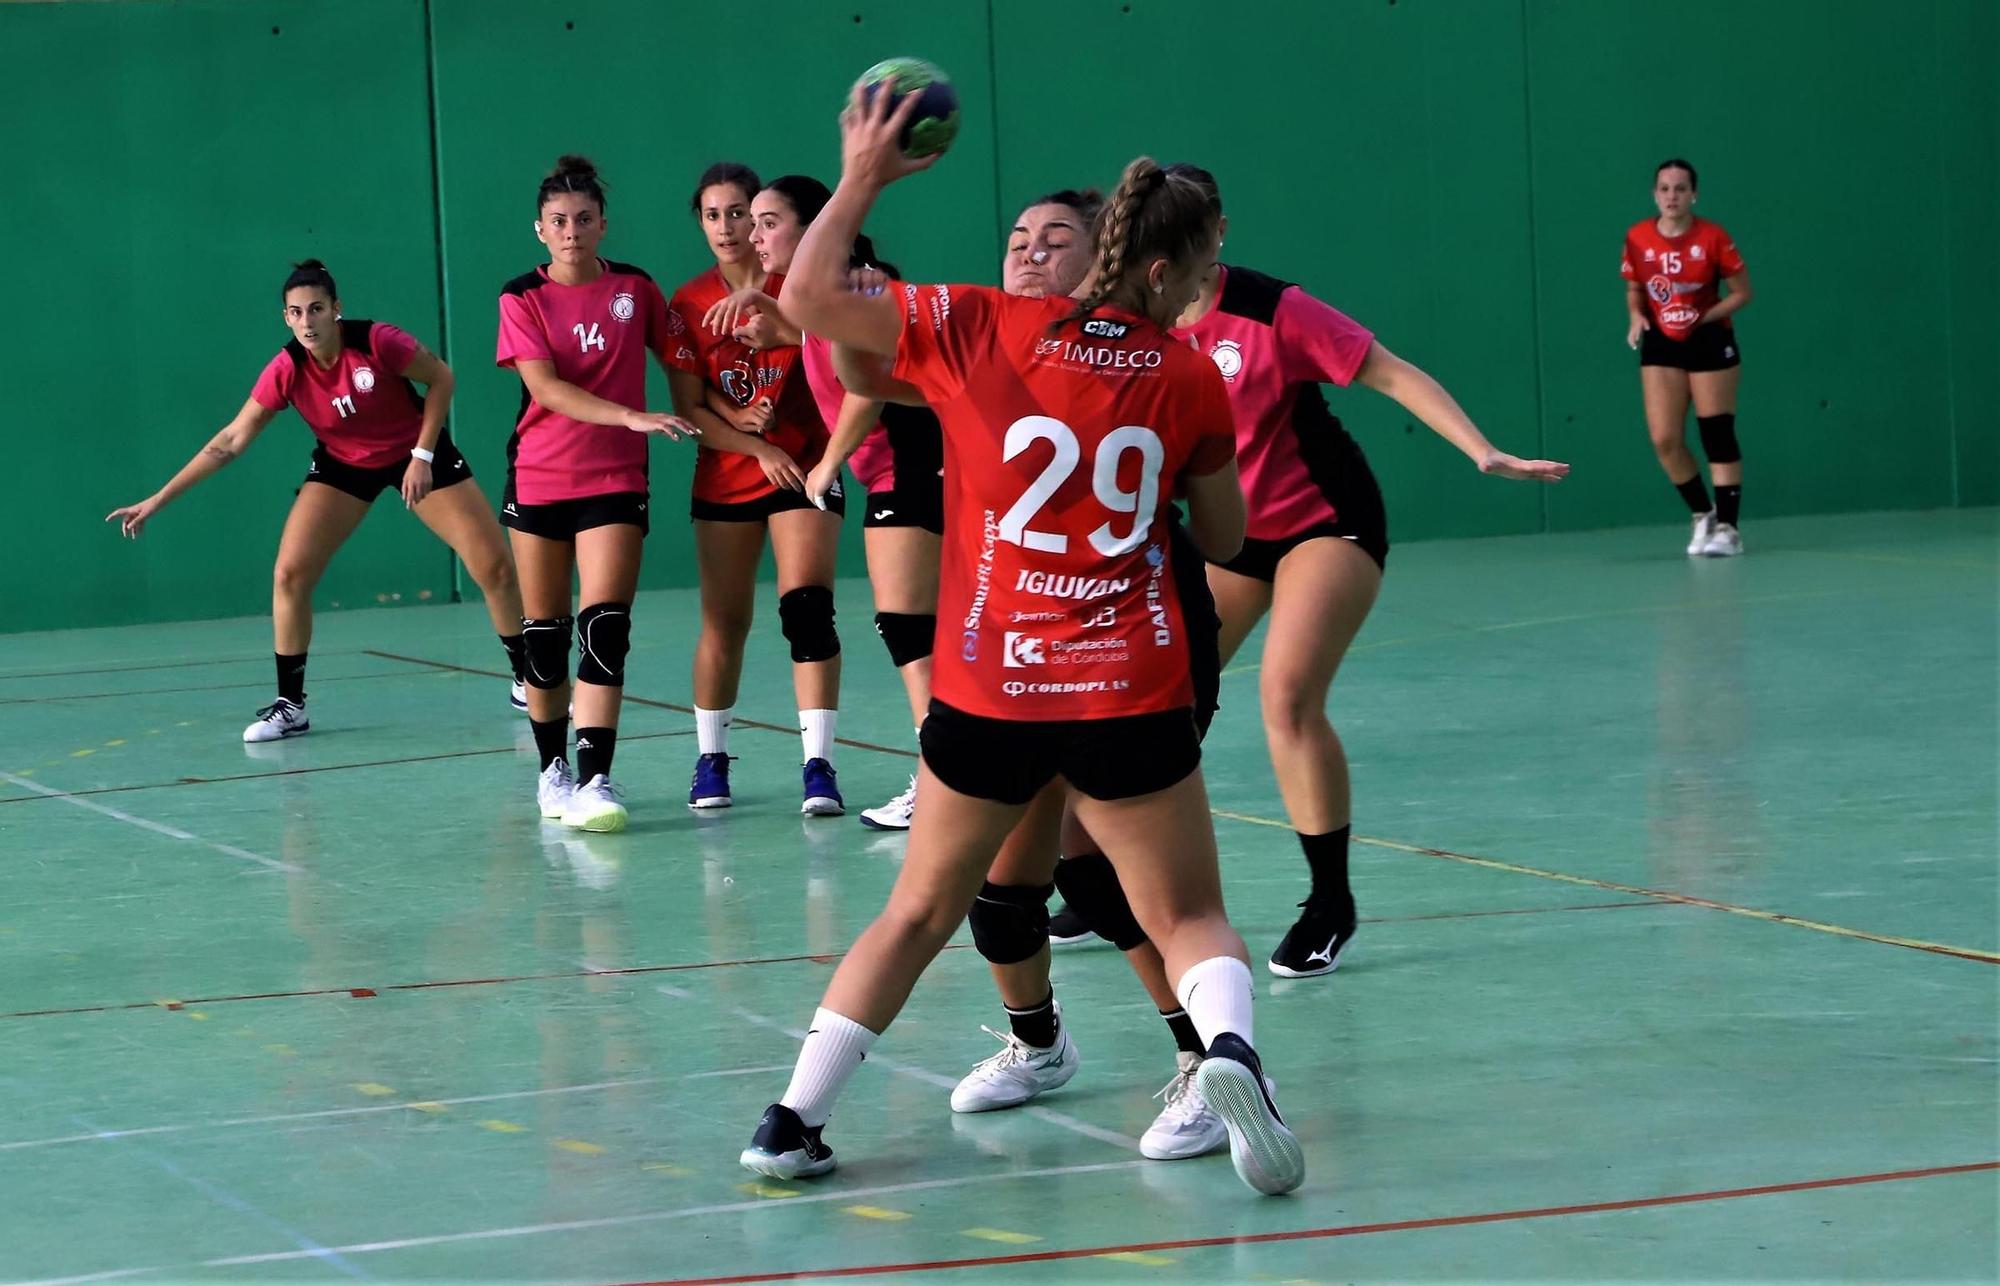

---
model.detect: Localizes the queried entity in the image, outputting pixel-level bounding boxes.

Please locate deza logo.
[1080,318,1130,339]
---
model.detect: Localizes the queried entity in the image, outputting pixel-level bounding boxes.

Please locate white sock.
[1175,956,1254,1048]
[696,706,732,755]
[780,1007,878,1128]
[800,708,837,764]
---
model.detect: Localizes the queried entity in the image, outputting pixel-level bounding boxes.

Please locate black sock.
[1714,484,1741,527]
[275,652,307,705]
[1675,475,1712,515]
[1299,826,1355,916]
[1160,1007,1205,1057]
[1006,990,1060,1049]
[575,726,617,782]
[530,716,569,771]
[499,633,527,682]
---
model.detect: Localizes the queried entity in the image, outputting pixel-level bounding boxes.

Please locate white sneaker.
[1702,522,1744,557]
[949,1022,1080,1113]
[1686,511,1715,557]
[859,776,916,831]
[537,759,576,819]
[1140,1051,1229,1160]
[562,774,627,833]
[242,699,309,743]
[509,679,528,712]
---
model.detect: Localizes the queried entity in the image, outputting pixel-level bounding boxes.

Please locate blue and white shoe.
[509,679,528,712]
[740,1103,836,1180]
[802,758,844,817]
[689,752,733,810]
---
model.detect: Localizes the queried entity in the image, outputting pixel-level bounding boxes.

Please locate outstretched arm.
[105,397,280,537]
[1354,341,1569,483]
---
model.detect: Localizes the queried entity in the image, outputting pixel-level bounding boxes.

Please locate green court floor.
[2,509,1994,1284]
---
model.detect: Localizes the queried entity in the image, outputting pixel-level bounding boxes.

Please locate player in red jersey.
[738,89,1302,1198]
[495,156,694,833]
[1623,158,1753,556]
[107,259,527,743]
[667,165,846,818]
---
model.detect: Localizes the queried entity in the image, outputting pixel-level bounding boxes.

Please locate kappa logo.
[352,367,376,392]
[1002,632,1046,667]
[1210,339,1244,381]
[611,292,637,322]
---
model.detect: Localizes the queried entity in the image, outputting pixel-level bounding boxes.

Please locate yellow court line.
[963,1228,1041,1244]
[735,1181,802,1199]
[553,1139,605,1155]
[1208,808,2000,965]
[479,1119,527,1133]
[1097,1251,1176,1266]
[844,1205,913,1221]
[351,1083,397,1097]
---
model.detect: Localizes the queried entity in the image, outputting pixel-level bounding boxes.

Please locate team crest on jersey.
[1002,633,1046,667]
[1689,245,1704,260]
[352,367,376,392]
[1034,338,1063,357]
[1210,340,1244,382]
[611,292,637,322]
[1643,248,1657,262]
[1647,275,1674,306]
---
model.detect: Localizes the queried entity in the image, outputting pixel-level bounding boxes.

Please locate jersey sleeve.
[663,286,702,373]
[890,283,995,404]
[1183,363,1238,476]
[1714,226,1746,276]
[249,351,293,411]
[495,292,550,368]
[1273,286,1374,388]
[1620,230,1639,280]
[370,323,422,376]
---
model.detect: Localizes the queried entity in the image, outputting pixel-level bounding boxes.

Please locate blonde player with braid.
[737,83,1304,1198]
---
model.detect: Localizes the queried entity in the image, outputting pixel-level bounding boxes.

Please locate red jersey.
[1621,217,1745,341]
[891,284,1236,721]
[495,260,670,505]
[250,320,426,469]
[666,269,829,505]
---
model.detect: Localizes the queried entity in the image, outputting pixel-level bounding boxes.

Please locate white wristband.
[410,447,436,463]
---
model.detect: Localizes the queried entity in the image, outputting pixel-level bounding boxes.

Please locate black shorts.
[1641,322,1741,372]
[303,433,472,503]
[501,486,650,539]
[861,480,944,534]
[920,699,1202,805]
[691,486,846,523]
[1166,513,1221,737]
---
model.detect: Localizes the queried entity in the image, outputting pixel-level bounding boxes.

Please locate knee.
[880,894,967,952]
[700,604,754,651]
[474,551,517,595]
[968,881,1055,964]
[1260,680,1326,739]
[273,563,315,598]
[780,585,840,663]
[1649,429,1687,459]
[574,602,632,687]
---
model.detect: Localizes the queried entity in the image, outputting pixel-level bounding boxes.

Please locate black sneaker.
[1196,1032,1304,1195]
[1267,899,1356,978]
[739,1103,836,1179]
[1047,903,1101,948]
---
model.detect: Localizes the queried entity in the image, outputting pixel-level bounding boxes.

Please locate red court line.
[631,1160,2000,1285]
[0,901,1655,1021]
[0,670,425,706]
[0,654,337,682]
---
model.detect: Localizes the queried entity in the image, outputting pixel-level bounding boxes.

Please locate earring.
[1152,283,1165,294]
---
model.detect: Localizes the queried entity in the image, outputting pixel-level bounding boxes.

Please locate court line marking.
[0,652,362,682]
[1208,808,2000,965]
[0,771,298,874]
[0,670,423,707]
[625,1159,2000,1285]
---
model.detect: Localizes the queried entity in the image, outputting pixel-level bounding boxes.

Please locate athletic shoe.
[859,776,916,830]
[1702,522,1744,557]
[1197,1032,1304,1195]
[1140,1051,1228,1160]
[689,752,733,810]
[802,758,844,817]
[1047,904,1101,948]
[1686,511,1715,557]
[509,679,528,712]
[536,759,575,820]
[562,774,627,833]
[1268,899,1357,979]
[739,1103,836,1180]
[242,699,309,743]
[949,1022,1080,1113]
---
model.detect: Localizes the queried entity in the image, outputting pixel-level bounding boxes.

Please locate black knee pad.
[1697,413,1741,464]
[874,611,936,668]
[968,881,1055,964]
[1053,850,1149,951]
[574,602,632,687]
[779,585,840,663]
[520,615,574,690]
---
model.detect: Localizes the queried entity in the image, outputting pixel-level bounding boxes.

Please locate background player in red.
[738,87,1303,1198]
[107,259,527,743]
[667,165,846,817]
[1624,158,1753,557]
[496,155,693,833]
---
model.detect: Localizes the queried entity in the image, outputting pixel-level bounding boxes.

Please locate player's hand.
[1478,451,1570,483]
[804,459,842,509]
[754,442,807,492]
[105,496,161,538]
[624,409,699,441]
[400,458,435,509]
[847,266,890,297]
[840,81,940,191]
[716,396,774,435]
[703,288,768,338]
[732,310,782,350]
[1626,316,1650,350]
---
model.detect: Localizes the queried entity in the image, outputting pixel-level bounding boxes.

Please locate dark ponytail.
[1062,156,1217,325]
[282,258,337,301]
[539,154,607,212]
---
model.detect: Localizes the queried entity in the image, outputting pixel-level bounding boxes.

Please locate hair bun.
[552,154,598,181]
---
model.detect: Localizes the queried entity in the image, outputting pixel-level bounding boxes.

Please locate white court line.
[1,1069,787,1154]
[655,983,1142,1151]
[0,771,298,874]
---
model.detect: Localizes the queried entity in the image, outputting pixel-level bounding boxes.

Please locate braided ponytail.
[1060,156,1216,328]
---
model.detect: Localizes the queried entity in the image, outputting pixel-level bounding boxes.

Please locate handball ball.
[857,57,960,158]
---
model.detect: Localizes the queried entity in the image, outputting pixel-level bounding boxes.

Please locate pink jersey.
[496,260,671,504]
[801,334,894,490]
[1171,266,1376,541]
[250,320,426,469]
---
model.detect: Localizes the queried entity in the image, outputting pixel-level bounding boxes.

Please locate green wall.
[5,0,1992,632]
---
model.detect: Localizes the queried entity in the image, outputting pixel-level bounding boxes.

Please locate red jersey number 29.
[1000,415,1164,558]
